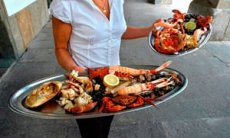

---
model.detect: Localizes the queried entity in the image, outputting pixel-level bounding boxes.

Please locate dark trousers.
[76,115,114,138]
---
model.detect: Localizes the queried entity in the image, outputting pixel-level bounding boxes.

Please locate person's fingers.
[153,19,163,27]
[74,66,85,73]
[154,18,163,24]
[150,23,157,33]
[151,24,156,32]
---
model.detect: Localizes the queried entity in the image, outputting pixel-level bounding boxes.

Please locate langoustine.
[89,60,172,80]
[116,77,174,96]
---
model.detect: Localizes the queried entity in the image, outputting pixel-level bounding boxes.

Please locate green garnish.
[184,21,196,30]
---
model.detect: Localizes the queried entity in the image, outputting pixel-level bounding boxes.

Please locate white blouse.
[50,0,127,68]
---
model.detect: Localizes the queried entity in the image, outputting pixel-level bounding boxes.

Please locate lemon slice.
[184,21,196,30]
[103,74,119,87]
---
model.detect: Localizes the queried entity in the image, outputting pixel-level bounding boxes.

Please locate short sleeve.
[49,0,72,23]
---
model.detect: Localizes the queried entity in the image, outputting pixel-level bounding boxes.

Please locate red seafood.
[153,9,185,29]
[116,77,173,96]
[88,67,109,80]
[197,15,213,28]
[98,95,156,112]
[154,28,186,54]
[98,97,126,112]
[69,102,97,114]
[89,61,172,80]
[111,60,171,76]
[172,9,186,21]
[152,9,213,54]
[154,19,178,28]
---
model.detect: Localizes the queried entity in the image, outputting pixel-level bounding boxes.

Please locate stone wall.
[217,0,230,9]
[188,0,230,41]
[0,0,49,60]
[148,0,172,4]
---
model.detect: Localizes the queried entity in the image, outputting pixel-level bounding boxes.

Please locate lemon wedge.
[184,21,196,30]
[103,74,119,87]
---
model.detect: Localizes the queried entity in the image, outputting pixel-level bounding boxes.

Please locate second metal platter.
[148,24,212,57]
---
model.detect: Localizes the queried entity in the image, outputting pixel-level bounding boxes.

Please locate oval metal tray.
[9,66,188,119]
[148,24,212,57]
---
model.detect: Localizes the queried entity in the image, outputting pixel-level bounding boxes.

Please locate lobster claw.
[172,9,185,21]
[98,95,147,112]
[98,97,126,112]
[88,67,109,80]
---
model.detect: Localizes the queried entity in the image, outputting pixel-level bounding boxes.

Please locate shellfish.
[25,81,62,108]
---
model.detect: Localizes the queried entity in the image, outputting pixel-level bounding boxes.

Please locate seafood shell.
[77,77,93,92]
[25,81,62,108]
[68,102,98,114]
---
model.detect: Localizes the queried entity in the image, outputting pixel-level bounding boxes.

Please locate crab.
[25,81,62,108]
[98,95,157,112]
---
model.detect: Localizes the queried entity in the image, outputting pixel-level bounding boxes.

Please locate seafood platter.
[149,9,213,56]
[9,61,188,119]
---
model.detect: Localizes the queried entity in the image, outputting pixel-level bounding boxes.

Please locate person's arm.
[52,16,85,72]
[122,25,156,39]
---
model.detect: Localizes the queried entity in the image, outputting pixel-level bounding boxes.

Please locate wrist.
[146,25,155,36]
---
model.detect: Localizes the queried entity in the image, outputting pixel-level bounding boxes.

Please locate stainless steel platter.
[148,24,212,57]
[9,66,188,119]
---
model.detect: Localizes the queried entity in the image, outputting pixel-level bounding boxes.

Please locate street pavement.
[1,0,230,137]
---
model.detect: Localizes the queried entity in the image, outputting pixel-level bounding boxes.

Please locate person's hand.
[150,19,162,33]
[73,66,86,73]
[152,18,178,29]
[152,19,164,28]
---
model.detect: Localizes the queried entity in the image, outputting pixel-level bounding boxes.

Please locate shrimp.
[117,77,174,96]
[89,61,172,80]
[109,60,172,77]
